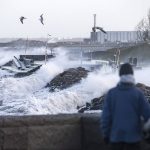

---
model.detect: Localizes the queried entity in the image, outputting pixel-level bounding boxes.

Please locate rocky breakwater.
[46,67,89,92]
[78,83,150,113]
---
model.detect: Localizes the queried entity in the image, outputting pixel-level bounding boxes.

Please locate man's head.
[119,63,134,76]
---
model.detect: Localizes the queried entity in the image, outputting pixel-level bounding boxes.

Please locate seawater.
[0,47,149,115]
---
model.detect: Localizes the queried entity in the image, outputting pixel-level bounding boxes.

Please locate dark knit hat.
[119,63,134,76]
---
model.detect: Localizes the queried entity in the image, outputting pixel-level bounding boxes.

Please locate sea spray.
[0,47,150,115]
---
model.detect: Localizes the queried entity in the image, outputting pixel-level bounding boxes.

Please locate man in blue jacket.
[101,63,150,150]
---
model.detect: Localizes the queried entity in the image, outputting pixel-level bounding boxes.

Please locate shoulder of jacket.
[134,86,144,94]
[132,87,145,99]
[107,86,117,94]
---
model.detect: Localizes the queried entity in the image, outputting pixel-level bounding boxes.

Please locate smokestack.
[94,14,96,28]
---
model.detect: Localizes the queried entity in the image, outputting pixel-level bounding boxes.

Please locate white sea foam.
[0,47,150,115]
[0,47,54,66]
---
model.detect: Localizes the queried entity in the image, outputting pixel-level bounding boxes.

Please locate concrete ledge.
[0,114,150,150]
[0,114,81,127]
[0,114,82,150]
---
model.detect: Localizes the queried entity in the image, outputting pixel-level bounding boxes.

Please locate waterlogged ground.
[0,47,150,115]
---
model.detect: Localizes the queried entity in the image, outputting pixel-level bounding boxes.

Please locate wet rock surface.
[46,67,89,92]
[78,96,105,113]
[78,83,150,113]
[136,83,150,101]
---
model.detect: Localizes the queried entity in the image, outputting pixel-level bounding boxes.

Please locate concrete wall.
[95,31,142,43]
[83,43,150,65]
[20,55,54,61]
[0,114,150,150]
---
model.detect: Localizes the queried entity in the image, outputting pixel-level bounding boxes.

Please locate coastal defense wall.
[0,114,150,150]
[20,55,54,61]
[84,43,150,65]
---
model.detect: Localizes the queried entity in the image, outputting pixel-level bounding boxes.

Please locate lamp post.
[25,37,28,55]
[80,41,83,66]
[45,34,51,64]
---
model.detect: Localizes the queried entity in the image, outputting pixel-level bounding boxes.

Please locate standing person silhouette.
[101,63,150,150]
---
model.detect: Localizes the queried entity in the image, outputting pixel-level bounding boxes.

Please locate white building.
[91,31,142,43]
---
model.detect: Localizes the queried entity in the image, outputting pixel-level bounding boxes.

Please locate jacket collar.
[117,75,135,90]
[120,75,135,85]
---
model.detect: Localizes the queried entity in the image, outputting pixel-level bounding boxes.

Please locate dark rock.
[78,96,105,113]
[47,67,89,92]
[136,83,150,101]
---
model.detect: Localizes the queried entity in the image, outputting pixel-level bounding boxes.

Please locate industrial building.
[91,31,142,43]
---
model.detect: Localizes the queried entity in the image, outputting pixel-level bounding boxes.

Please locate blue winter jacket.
[101,82,150,143]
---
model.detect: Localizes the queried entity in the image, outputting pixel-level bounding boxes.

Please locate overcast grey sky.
[0,0,149,38]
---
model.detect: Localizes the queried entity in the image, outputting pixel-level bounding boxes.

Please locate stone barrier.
[0,114,150,150]
[20,55,54,61]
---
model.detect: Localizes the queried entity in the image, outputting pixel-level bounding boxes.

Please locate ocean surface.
[0,47,150,115]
